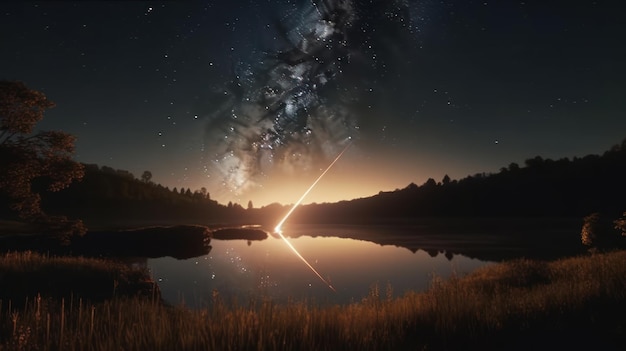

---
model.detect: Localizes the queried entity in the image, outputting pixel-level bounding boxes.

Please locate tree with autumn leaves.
[0,80,85,241]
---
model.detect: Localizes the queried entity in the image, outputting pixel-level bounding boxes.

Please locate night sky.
[3,0,625,207]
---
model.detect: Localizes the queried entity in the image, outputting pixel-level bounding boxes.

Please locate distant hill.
[36,164,244,228]
[281,137,626,223]
[5,138,625,228]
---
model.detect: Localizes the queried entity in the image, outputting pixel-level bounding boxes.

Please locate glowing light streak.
[273,142,351,292]
[274,142,351,232]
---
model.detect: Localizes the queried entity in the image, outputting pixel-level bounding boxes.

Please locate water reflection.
[148,225,492,308]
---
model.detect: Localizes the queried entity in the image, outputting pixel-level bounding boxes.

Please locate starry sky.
[2,0,625,207]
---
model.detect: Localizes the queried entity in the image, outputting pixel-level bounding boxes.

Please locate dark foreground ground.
[1,249,625,350]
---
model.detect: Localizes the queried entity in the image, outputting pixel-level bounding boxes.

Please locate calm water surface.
[148,224,493,308]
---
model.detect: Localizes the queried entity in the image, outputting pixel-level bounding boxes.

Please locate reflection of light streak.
[273,142,351,292]
[274,227,336,292]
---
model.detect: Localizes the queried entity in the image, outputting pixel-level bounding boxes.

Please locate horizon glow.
[272,142,351,292]
[274,142,352,232]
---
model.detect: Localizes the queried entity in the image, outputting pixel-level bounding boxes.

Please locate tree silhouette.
[247,200,253,210]
[508,162,520,172]
[524,156,544,168]
[0,81,85,240]
[141,170,152,183]
[441,174,451,185]
[422,178,437,188]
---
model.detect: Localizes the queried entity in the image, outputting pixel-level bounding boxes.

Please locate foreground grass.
[1,251,626,350]
[0,252,156,304]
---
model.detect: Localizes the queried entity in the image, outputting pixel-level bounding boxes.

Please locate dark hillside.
[36,164,239,227]
[6,139,625,228]
[287,138,626,223]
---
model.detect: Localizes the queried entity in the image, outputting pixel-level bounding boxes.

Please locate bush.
[581,213,620,251]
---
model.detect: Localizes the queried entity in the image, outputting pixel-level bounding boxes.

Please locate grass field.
[1,250,625,350]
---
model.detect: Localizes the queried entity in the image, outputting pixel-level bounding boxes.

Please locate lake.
[147,223,496,308]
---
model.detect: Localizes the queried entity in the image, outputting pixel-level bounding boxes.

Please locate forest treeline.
[14,164,250,227]
[4,138,625,228]
[282,138,626,224]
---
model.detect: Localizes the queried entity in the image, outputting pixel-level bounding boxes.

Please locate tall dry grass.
[1,250,626,350]
[0,251,155,305]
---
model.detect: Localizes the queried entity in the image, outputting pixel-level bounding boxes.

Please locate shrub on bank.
[0,251,157,304]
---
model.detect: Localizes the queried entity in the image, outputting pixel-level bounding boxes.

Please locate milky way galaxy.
[203,0,422,196]
[4,0,624,207]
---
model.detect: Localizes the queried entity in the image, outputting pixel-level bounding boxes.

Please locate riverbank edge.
[1,249,625,350]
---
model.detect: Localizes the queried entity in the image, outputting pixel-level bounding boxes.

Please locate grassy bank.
[0,252,158,305]
[0,224,212,260]
[1,251,626,350]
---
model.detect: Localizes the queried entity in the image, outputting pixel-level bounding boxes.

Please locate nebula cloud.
[204,0,420,196]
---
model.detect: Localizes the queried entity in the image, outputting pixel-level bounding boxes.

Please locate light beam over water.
[274,142,352,292]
